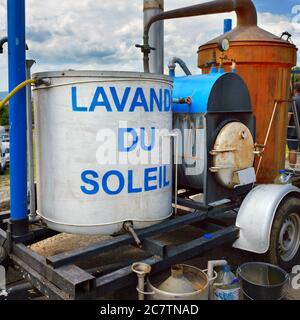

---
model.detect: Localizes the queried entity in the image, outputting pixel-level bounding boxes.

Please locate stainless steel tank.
[33,71,173,235]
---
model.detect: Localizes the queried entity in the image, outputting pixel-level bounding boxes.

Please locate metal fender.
[233,184,300,254]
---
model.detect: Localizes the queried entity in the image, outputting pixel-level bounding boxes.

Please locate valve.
[135,43,156,55]
[172,97,192,105]
[135,41,156,73]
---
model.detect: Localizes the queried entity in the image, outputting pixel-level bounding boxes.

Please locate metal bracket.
[210,148,236,156]
[209,166,235,173]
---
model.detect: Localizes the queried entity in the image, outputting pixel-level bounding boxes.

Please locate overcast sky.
[0,0,300,91]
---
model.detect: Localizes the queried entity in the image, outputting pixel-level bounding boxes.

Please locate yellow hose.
[0,79,37,109]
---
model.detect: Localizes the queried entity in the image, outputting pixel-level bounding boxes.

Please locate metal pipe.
[172,97,192,105]
[141,0,257,72]
[144,0,164,74]
[7,0,28,235]
[0,37,8,54]
[123,221,142,248]
[131,262,152,300]
[0,36,29,54]
[255,101,279,176]
[168,57,192,76]
[26,60,36,221]
[224,18,233,33]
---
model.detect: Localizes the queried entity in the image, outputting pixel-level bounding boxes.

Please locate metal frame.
[0,196,241,300]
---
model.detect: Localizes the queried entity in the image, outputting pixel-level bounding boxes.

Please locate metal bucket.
[237,262,289,300]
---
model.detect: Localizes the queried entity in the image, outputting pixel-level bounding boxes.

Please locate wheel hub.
[278,213,300,262]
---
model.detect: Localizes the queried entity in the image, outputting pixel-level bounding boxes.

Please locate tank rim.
[32,70,173,82]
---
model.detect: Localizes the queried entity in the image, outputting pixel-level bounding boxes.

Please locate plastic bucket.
[237,262,289,300]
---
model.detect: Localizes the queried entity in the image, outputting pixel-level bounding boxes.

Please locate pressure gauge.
[218,38,230,52]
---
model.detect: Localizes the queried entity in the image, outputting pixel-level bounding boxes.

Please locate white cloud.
[0,0,299,91]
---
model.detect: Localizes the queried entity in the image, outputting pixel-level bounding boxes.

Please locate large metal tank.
[33,71,173,235]
[198,24,297,183]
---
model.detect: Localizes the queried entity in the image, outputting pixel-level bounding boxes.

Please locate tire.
[268,196,300,271]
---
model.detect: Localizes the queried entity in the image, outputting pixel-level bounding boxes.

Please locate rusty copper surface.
[198,25,298,183]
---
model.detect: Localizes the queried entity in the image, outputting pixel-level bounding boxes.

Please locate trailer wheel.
[269,196,300,271]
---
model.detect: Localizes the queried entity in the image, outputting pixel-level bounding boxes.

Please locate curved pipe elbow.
[0,37,8,54]
[0,36,29,54]
[234,0,257,26]
[145,0,257,35]
[169,57,192,76]
[142,0,257,72]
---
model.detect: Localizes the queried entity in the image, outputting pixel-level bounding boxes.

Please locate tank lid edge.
[32,70,173,82]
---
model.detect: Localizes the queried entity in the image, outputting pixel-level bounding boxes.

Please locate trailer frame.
[0,196,241,300]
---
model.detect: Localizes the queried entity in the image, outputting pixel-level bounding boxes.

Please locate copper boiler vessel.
[198,9,297,182]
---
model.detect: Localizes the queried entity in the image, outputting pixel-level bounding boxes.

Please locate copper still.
[198,2,297,182]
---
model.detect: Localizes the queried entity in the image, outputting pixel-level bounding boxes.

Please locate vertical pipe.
[7,0,28,235]
[144,0,164,74]
[26,60,36,220]
[223,18,232,33]
[169,68,175,77]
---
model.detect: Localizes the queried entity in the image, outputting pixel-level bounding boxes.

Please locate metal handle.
[136,286,155,296]
[210,148,236,155]
[203,268,217,282]
[209,166,235,172]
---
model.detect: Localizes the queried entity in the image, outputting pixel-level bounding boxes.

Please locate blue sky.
[255,0,297,15]
[0,0,300,91]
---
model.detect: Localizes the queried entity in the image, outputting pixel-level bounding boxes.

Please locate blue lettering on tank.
[80,166,170,196]
[129,87,149,112]
[144,167,158,191]
[164,89,172,112]
[72,87,88,112]
[102,170,125,195]
[118,128,138,152]
[80,170,99,195]
[163,165,170,187]
[89,87,112,112]
[72,87,172,113]
[150,88,162,112]
[110,87,131,112]
[128,170,142,194]
[140,127,155,151]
